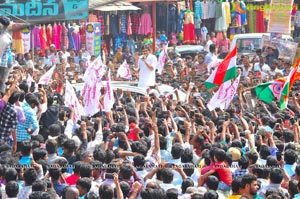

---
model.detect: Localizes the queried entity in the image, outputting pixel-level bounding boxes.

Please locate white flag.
[207,75,241,111]
[65,80,84,122]
[83,55,106,86]
[157,44,168,75]
[38,65,56,85]
[117,60,132,80]
[82,55,106,116]
[103,70,114,112]
[26,73,35,87]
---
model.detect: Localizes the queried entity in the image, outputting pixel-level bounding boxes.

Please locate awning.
[89,0,141,11]
[127,0,176,2]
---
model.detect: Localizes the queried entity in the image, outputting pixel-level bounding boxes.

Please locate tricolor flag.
[38,65,56,85]
[117,60,132,80]
[205,47,237,89]
[103,69,114,112]
[65,80,84,122]
[279,59,300,110]
[157,44,168,75]
[207,75,241,111]
[255,78,285,103]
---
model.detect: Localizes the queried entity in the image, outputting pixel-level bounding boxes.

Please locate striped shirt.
[16,102,39,142]
[0,103,17,144]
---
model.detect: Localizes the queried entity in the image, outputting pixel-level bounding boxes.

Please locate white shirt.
[136,54,157,88]
[204,40,213,52]
[160,183,181,193]
[253,63,271,79]
[18,185,32,199]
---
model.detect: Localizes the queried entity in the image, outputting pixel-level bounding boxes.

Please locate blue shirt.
[53,181,68,197]
[16,102,39,142]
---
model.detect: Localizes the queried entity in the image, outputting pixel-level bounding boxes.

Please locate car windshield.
[236,38,262,54]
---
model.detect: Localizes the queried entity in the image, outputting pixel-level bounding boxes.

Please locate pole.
[166,1,169,35]
[152,1,156,53]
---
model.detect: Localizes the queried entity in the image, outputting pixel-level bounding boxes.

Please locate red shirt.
[65,174,80,185]
[214,162,232,186]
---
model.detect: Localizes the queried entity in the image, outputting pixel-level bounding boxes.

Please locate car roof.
[72,81,187,102]
[232,33,292,39]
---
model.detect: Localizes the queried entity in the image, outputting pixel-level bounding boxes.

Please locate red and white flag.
[117,60,132,80]
[82,55,106,116]
[207,74,241,111]
[157,44,168,75]
[26,73,35,87]
[103,69,114,112]
[65,80,84,122]
[38,65,56,85]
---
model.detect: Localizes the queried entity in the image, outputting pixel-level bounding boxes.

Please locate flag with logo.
[26,73,35,87]
[157,44,168,75]
[38,65,56,85]
[205,47,237,89]
[255,78,286,103]
[207,74,241,111]
[279,59,300,110]
[103,69,114,112]
[65,80,84,122]
[82,55,105,116]
[117,60,132,80]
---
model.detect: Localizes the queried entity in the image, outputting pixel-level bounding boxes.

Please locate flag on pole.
[205,47,237,89]
[82,55,105,116]
[65,80,84,122]
[26,73,35,87]
[279,59,300,110]
[207,74,241,111]
[103,69,114,112]
[38,65,56,85]
[157,44,168,75]
[255,78,285,103]
[117,60,132,80]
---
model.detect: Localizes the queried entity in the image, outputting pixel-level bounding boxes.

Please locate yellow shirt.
[227,195,241,199]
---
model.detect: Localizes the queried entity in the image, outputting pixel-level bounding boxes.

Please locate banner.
[117,60,132,80]
[157,44,168,75]
[22,27,31,53]
[103,70,114,112]
[86,23,101,57]
[0,0,88,22]
[261,35,298,64]
[38,65,55,85]
[268,0,294,34]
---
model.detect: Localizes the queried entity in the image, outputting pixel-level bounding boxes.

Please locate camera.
[116,106,123,111]
[104,173,114,179]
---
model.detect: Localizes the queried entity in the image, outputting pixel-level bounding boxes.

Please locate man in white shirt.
[204,44,217,73]
[134,45,158,88]
[253,56,270,79]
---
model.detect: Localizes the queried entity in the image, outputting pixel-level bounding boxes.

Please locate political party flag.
[205,47,237,89]
[207,74,241,111]
[157,44,168,75]
[26,73,35,87]
[65,80,84,122]
[279,59,300,110]
[82,55,106,116]
[38,65,56,85]
[103,69,114,112]
[255,78,285,103]
[117,60,132,80]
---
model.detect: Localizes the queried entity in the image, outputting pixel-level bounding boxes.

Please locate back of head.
[76,177,92,194]
[206,175,219,191]
[4,168,18,182]
[32,179,47,192]
[204,190,218,199]
[166,188,178,199]
[270,168,283,184]
[8,91,20,104]
[79,162,93,178]
[6,181,19,198]
[62,186,79,199]
[209,44,216,53]
[24,168,37,186]
[99,184,113,199]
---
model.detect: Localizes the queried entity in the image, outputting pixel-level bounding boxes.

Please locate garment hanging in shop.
[11,23,24,54]
[183,10,195,44]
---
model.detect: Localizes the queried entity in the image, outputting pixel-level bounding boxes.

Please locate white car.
[72,81,187,102]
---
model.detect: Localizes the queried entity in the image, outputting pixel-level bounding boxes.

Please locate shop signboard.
[268,0,294,35]
[0,0,88,22]
[86,22,101,57]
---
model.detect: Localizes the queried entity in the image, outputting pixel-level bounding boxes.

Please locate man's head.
[141,45,151,56]
[241,173,259,196]
[209,44,216,53]
[5,181,19,198]
[76,177,92,196]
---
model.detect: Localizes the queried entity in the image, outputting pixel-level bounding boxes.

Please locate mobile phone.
[38,84,42,89]
[190,110,195,118]
[104,173,114,179]
[165,163,175,168]
[170,132,176,138]
[290,118,295,125]
[149,86,156,89]
[276,151,282,161]
[116,106,123,111]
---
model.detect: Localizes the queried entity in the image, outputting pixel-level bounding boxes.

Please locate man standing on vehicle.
[134,45,158,88]
[204,44,218,73]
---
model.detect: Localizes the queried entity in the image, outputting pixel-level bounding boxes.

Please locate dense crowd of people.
[0,29,300,199]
